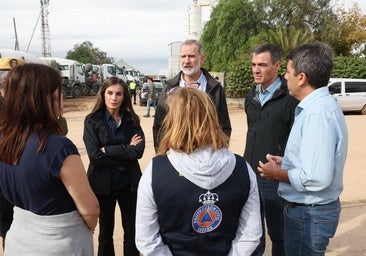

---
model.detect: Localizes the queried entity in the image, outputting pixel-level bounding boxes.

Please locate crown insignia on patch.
[199,190,219,205]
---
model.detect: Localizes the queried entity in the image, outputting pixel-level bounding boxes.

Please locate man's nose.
[183,56,190,62]
[252,65,260,73]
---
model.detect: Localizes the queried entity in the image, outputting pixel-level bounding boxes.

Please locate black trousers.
[130,89,136,103]
[97,186,139,256]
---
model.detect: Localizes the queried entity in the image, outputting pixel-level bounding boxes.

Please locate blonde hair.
[157,87,229,154]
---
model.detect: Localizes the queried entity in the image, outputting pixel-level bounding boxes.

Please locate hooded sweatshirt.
[135,147,261,256]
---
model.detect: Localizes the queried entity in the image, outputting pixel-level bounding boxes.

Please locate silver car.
[138,82,163,106]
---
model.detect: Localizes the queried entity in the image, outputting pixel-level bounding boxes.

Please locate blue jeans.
[284,198,341,256]
[146,98,156,116]
[252,177,285,256]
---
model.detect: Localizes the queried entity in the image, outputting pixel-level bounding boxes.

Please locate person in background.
[92,72,100,94]
[9,58,18,68]
[244,43,298,256]
[129,79,137,105]
[136,87,262,255]
[0,63,99,255]
[143,77,156,117]
[153,39,231,152]
[258,42,348,255]
[83,77,145,256]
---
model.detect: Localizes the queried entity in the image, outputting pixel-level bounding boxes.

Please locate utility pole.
[40,0,51,57]
[13,17,19,50]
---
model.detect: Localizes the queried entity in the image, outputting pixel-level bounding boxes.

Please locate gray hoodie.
[166,147,236,190]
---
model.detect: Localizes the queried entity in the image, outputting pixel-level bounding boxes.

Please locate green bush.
[333,56,366,79]
[225,59,254,98]
[225,56,366,98]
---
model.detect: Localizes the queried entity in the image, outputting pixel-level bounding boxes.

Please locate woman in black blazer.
[83,77,145,256]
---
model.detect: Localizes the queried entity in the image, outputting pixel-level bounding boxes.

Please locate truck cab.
[40,57,85,98]
[100,64,127,83]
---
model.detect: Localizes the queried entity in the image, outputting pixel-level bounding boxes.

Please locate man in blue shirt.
[258,42,348,255]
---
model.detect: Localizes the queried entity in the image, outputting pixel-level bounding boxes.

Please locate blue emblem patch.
[192,204,222,233]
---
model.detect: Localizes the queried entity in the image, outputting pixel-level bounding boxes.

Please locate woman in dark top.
[83,76,145,256]
[0,63,99,255]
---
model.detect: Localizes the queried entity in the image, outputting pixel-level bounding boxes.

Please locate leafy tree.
[66,41,114,64]
[200,0,366,97]
[201,0,260,72]
[266,27,315,57]
[201,0,337,72]
[332,4,366,56]
[253,0,335,33]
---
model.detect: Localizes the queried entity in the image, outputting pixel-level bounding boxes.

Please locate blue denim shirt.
[278,86,348,205]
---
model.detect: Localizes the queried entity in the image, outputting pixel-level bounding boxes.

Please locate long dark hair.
[0,63,63,164]
[91,77,140,126]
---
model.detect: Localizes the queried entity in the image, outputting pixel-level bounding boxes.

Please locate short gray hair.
[181,39,204,55]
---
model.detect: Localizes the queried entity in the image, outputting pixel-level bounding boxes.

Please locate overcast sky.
[1,0,365,75]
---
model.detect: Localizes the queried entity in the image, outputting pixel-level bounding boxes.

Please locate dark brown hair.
[91,76,140,127]
[0,63,63,164]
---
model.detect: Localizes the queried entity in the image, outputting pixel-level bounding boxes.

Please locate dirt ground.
[2,95,365,255]
[60,95,366,256]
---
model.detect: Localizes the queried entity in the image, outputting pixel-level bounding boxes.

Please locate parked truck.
[85,63,101,94]
[100,63,127,83]
[125,68,140,83]
[40,57,86,98]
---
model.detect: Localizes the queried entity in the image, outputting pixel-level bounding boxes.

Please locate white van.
[328,78,366,115]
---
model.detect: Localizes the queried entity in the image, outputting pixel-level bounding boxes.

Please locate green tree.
[201,0,336,72]
[201,0,260,72]
[200,0,366,97]
[253,0,334,33]
[332,4,366,56]
[66,41,114,64]
[266,27,315,57]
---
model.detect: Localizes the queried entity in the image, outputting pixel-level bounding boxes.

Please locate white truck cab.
[40,57,85,98]
[100,64,127,83]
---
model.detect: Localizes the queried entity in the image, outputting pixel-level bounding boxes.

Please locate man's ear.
[298,72,307,87]
[275,60,281,71]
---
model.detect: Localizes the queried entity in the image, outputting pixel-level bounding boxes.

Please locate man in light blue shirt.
[257,42,348,256]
